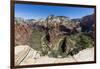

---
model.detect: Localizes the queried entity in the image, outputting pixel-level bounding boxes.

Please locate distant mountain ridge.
[15,13,95,33]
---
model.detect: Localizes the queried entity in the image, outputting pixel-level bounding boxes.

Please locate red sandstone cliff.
[15,23,32,46]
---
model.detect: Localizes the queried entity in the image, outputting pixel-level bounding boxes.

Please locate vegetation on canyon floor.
[15,14,95,58]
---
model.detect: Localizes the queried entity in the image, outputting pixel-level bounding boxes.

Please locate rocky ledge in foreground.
[15,45,94,65]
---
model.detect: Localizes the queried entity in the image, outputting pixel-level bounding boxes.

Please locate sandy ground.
[15,45,94,65]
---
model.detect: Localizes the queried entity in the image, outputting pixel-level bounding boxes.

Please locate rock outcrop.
[15,45,94,65]
[39,15,82,57]
[15,45,41,65]
[15,23,33,45]
[80,13,95,32]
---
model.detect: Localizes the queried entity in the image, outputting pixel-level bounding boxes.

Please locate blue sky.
[15,4,94,20]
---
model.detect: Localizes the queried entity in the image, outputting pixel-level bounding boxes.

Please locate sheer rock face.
[45,15,80,48]
[15,23,33,45]
[80,13,95,39]
[80,14,95,32]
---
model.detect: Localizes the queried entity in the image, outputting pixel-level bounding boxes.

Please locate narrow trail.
[15,47,31,65]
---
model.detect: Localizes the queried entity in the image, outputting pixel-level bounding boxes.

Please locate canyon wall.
[15,23,32,46]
